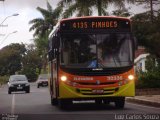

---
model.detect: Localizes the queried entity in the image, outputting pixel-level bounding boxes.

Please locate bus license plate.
[92,89,104,94]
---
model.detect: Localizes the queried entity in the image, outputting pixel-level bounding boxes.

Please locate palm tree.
[29,1,62,73]
[29,1,62,37]
[59,0,95,17]
[112,8,133,17]
[58,0,135,17]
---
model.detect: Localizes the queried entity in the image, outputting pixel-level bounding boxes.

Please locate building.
[134,46,149,72]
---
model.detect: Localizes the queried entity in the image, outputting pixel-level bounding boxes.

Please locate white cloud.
[0,0,60,49]
[3,0,59,10]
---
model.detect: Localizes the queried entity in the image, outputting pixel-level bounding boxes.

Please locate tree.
[34,32,49,72]
[0,43,26,75]
[29,1,62,72]
[112,7,132,17]
[136,0,160,22]
[58,0,135,17]
[29,1,62,37]
[132,10,160,58]
[21,44,42,81]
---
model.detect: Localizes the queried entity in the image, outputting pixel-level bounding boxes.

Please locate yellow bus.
[48,16,136,109]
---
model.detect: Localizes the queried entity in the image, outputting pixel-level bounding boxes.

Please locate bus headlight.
[61,76,67,82]
[128,75,134,80]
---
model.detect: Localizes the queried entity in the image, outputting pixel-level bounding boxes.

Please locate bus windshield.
[61,33,133,68]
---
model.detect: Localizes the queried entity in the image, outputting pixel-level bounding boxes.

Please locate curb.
[126,97,160,108]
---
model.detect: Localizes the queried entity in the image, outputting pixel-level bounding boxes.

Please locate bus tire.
[115,97,125,109]
[103,100,110,105]
[51,97,58,106]
[59,99,72,109]
[95,99,102,104]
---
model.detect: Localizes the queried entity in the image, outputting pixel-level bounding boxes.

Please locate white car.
[36,74,48,88]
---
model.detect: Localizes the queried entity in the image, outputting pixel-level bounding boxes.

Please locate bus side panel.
[48,61,53,95]
[49,60,58,99]
[53,60,58,98]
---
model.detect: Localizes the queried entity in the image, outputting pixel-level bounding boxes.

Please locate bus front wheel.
[59,99,72,109]
[51,97,58,106]
[114,97,125,109]
[95,99,102,104]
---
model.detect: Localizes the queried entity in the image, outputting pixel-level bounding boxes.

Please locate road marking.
[127,102,160,110]
[11,94,15,114]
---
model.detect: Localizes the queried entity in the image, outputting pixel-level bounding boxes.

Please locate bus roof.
[60,16,131,23]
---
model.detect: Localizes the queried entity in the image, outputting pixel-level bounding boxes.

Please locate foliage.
[21,44,42,82]
[136,71,160,88]
[0,43,42,82]
[132,10,160,58]
[29,1,62,37]
[136,55,160,88]
[58,0,135,17]
[112,8,132,17]
[0,43,26,75]
[0,76,9,85]
[29,1,60,72]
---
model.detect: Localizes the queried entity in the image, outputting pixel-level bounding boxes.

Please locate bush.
[0,76,9,85]
[21,67,38,82]
[136,71,160,88]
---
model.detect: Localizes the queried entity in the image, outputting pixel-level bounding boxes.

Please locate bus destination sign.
[72,21,118,29]
[61,18,130,31]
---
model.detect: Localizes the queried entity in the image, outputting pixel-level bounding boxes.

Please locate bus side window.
[48,37,53,61]
[134,36,138,50]
[52,33,60,59]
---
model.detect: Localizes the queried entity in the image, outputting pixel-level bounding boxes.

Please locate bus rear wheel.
[114,97,125,109]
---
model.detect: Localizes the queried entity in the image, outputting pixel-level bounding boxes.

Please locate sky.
[0,0,153,49]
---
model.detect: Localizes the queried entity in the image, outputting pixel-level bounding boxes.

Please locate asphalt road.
[0,83,160,120]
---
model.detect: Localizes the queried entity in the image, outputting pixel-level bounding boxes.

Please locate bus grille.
[76,87,119,95]
[77,82,117,85]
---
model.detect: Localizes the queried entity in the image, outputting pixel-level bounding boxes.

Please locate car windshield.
[61,33,133,68]
[38,74,48,81]
[10,75,27,82]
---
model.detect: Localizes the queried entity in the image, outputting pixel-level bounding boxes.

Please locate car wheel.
[26,87,30,93]
[37,85,39,88]
[8,89,11,94]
